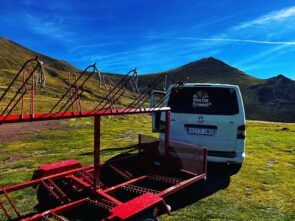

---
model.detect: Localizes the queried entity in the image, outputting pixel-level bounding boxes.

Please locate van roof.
[171,83,239,88]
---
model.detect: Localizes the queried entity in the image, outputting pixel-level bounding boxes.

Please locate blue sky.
[0,0,295,79]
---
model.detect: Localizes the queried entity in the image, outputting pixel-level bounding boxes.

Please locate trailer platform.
[0,135,206,220]
[0,58,207,220]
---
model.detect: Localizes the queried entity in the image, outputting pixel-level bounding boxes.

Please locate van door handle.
[171,118,176,121]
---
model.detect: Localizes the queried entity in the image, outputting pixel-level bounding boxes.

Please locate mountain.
[139,57,262,89]
[138,57,295,122]
[0,37,78,73]
[0,37,294,122]
[0,37,113,113]
[247,75,295,122]
[250,74,295,105]
[0,37,82,98]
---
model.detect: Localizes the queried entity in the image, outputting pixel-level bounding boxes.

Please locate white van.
[152,83,246,169]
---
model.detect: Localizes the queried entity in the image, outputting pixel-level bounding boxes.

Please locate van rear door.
[167,86,242,153]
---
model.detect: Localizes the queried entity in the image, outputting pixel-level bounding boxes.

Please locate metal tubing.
[51,212,66,221]
[0,198,11,219]
[96,191,122,205]
[150,75,189,111]
[20,198,88,221]
[94,115,101,189]
[90,69,137,113]
[104,175,147,193]
[1,61,40,118]
[87,199,113,211]
[3,190,21,218]
[55,66,96,114]
[108,163,133,180]
[157,174,206,198]
[0,58,39,102]
[0,107,171,124]
[30,70,35,117]
[21,71,26,118]
[48,64,96,114]
[148,175,182,185]
[59,89,84,117]
[0,166,92,194]
[124,74,165,113]
[121,184,159,195]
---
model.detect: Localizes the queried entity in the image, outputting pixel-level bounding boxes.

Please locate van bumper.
[207,151,245,164]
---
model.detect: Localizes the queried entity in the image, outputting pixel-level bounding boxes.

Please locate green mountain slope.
[0,37,294,122]
[137,57,295,122]
[0,37,78,72]
[0,37,132,114]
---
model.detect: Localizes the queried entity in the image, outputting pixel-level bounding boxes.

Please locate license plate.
[187,127,215,136]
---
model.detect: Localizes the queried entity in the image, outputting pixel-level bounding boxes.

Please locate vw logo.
[197,116,204,123]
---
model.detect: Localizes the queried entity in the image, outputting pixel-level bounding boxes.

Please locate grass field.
[0,116,294,220]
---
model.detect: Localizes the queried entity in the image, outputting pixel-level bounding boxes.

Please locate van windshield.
[168,87,239,115]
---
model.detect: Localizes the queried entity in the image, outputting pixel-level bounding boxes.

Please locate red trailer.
[0,58,207,220]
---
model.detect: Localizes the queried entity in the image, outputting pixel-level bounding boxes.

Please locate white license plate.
[187,127,215,136]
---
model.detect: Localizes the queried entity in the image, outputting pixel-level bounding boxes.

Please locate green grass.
[0,118,294,220]
[162,121,295,221]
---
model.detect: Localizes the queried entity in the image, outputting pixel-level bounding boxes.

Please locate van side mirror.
[150,90,166,133]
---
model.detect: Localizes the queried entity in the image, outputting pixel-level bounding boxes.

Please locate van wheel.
[228,163,242,175]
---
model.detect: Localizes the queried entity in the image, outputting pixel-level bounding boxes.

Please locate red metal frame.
[94,115,101,189]
[0,58,207,220]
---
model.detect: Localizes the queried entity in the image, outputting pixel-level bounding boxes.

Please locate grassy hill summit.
[0,37,110,113]
[0,37,294,122]
[139,56,262,89]
[0,37,78,73]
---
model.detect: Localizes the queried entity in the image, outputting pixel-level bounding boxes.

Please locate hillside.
[0,37,294,122]
[139,57,261,89]
[0,37,135,114]
[137,57,295,122]
[0,37,78,73]
[0,37,81,99]
[247,75,295,122]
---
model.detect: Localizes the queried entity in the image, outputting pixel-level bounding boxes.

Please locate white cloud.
[145,5,295,46]
[144,36,295,46]
[199,38,295,45]
[233,45,288,67]
[236,6,295,29]
[23,12,74,40]
[142,5,295,76]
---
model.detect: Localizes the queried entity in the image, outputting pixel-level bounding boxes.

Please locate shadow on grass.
[78,144,138,156]
[164,162,240,212]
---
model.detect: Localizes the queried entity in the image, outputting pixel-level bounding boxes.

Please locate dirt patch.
[6,167,29,173]
[0,120,69,142]
[124,130,133,134]
[32,150,47,156]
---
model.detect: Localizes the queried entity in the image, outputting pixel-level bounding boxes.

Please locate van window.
[168,87,239,115]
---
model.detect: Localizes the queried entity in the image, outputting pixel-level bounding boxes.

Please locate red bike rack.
[0,58,207,220]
